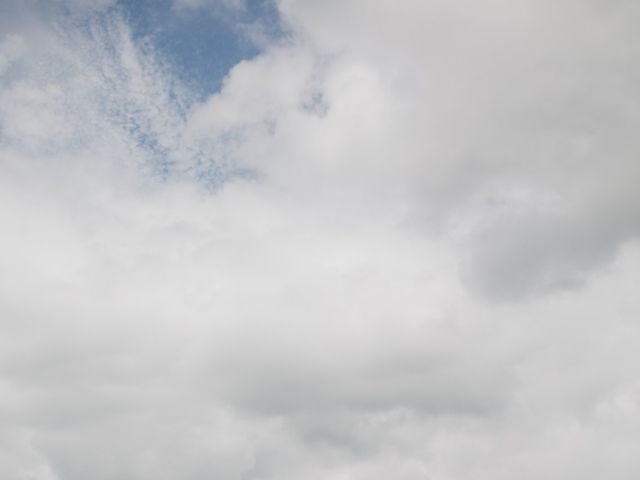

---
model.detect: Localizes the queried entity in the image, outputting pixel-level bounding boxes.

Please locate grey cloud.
[272,0,640,298]
[463,207,637,299]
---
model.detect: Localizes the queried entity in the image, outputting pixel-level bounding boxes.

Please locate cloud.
[271,0,640,297]
[174,0,245,9]
[0,35,27,74]
[1,1,640,479]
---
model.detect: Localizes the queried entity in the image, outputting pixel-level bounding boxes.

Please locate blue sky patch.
[117,0,286,99]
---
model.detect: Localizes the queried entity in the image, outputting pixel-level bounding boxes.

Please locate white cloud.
[0,34,27,75]
[1,1,640,479]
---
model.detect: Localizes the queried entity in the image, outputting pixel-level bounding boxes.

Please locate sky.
[1,1,640,479]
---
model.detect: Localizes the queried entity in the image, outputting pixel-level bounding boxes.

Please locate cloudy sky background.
[1,0,640,478]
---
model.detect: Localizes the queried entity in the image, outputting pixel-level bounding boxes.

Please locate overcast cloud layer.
[2,1,640,479]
